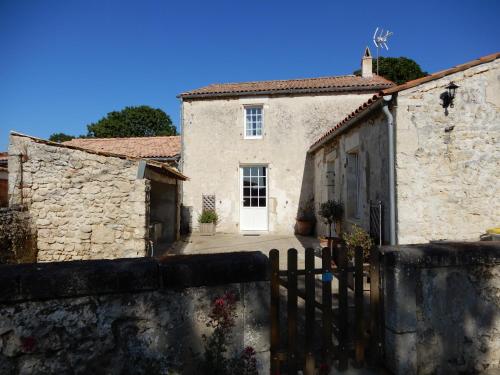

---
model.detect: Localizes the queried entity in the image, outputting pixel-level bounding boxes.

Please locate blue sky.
[0,0,499,150]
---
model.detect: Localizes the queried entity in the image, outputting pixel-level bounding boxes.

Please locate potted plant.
[318,200,344,246]
[198,209,218,236]
[295,200,315,236]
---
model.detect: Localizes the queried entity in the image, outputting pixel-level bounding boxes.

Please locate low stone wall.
[0,206,37,264]
[8,134,149,262]
[381,242,500,375]
[0,251,270,374]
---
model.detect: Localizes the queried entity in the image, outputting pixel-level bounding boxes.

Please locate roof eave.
[178,84,393,100]
[308,98,384,154]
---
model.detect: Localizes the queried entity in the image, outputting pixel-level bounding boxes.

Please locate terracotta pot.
[295,219,314,236]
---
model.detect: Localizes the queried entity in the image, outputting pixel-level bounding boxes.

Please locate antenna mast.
[373,27,393,75]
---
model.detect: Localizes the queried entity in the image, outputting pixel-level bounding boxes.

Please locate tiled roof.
[64,136,181,159]
[0,152,7,161]
[179,75,393,99]
[310,52,500,151]
[10,132,187,181]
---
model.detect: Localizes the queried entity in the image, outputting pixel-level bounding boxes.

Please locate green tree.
[354,56,427,85]
[87,105,176,138]
[49,133,76,143]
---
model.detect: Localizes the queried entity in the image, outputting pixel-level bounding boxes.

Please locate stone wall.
[182,93,376,234]
[0,206,37,264]
[8,134,149,261]
[395,58,500,243]
[0,251,270,375]
[381,242,500,375]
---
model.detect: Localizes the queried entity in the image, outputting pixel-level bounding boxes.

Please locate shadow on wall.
[0,206,37,264]
[295,154,316,236]
[0,252,271,374]
[383,242,500,374]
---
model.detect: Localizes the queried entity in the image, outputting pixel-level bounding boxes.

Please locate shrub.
[342,224,373,262]
[198,210,218,224]
[201,292,258,375]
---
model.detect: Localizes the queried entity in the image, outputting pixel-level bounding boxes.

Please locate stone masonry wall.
[0,252,270,375]
[382,242,500,375]
[8,134,149,261]
[395,59,500,244]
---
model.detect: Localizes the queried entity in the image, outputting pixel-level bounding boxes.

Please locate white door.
[240,166,268,231]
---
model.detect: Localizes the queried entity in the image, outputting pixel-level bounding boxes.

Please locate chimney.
[361,47,373,78]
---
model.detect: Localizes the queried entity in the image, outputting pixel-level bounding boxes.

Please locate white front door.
[240,166,268,231]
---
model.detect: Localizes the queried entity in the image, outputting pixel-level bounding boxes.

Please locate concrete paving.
[160,233,323,268]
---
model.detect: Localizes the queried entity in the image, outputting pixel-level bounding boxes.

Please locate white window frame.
[243,106,263,139]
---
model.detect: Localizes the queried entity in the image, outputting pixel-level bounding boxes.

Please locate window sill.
[243,136,263,140]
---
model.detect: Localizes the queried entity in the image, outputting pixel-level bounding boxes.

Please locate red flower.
[21,336,36,352]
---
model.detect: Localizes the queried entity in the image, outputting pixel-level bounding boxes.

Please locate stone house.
[180,49,393,233]
[309,52,500,244]
[8,132,187,262]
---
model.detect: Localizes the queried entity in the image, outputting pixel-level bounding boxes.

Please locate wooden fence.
[270,244,383,374]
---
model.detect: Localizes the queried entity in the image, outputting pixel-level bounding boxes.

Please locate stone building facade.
[180,50,393,234]
[8,133,186,262]
[310,53,500,244]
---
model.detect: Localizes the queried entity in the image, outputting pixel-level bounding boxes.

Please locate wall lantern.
[440,81,459,115]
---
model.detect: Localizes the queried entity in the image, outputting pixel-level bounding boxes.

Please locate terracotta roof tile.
[310,52,500,151]
[63,136,180,159]
[179,74,393,99]
[0,152,7,161]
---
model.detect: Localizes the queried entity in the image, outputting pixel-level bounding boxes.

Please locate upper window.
[245,107,263,139]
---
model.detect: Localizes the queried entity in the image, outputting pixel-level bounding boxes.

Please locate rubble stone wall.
[8,135,149,261]
[395,58,500,243]
[0,252,270,375]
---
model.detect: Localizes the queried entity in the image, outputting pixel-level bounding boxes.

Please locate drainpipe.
[382,95,396,245]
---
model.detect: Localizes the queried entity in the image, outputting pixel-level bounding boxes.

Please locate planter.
[295,219,314,236]
[199,222,216,236]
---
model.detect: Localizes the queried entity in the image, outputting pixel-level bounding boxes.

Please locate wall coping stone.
[0,251,269,303]
[380,241,500,269]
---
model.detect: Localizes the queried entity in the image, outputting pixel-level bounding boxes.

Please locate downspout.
[382,95,396,245]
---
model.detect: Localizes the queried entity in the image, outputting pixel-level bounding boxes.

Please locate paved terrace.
[161,233,323,269]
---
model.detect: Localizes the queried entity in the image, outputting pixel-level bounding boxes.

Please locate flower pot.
[295,219,314,236]
[199,222,216,236]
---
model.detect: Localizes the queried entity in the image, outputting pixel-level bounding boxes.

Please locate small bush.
[198,209,218,224]
[342,224,373,262]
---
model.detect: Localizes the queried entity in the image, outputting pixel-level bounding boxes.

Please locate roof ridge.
[205,74,362,86]
[66,135,180,142]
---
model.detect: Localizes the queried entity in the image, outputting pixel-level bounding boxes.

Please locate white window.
[346,152,360,219]
[244,107,263,139]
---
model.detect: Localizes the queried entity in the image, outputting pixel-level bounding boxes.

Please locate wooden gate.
[270,245,383,374]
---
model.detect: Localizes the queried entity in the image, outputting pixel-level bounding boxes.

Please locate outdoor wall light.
[440,81,459,115]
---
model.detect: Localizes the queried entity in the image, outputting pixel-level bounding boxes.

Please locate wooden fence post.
[337,244,349,371]
[270,249,280,375]
[369,246,382,366]
[287,248,298,375]
[304,248,316,375]
[322,247,333,366]
[354,245,365,367]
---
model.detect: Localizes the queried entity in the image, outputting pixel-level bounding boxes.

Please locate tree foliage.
[49,133,76,143]
[354,56,427,85]
[87,105,176,138]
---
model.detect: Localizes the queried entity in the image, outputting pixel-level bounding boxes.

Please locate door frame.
[239,164,269,232]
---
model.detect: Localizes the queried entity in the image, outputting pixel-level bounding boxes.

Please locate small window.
[346,152,360,219]
[244,107,263,139]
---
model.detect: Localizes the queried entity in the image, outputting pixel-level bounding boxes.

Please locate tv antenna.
[372,27,393,75]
